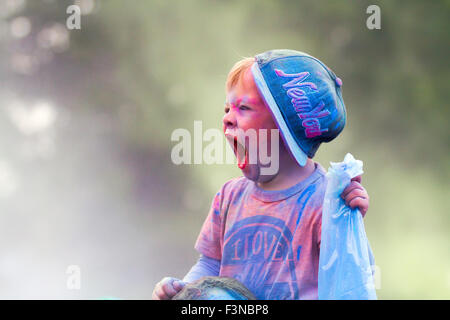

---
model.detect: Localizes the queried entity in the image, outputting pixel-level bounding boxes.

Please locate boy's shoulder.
[217,175,250,198]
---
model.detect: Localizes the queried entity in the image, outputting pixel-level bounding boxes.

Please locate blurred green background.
[0,0,448,299]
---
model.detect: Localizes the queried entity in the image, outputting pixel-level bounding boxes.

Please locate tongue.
[236,143,247,169]
[238,159,246,169]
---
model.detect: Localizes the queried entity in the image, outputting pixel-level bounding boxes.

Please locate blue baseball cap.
[251,49,346,166]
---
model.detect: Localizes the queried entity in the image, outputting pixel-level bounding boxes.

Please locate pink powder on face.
[226,95,259,110]
[225,75,280,172]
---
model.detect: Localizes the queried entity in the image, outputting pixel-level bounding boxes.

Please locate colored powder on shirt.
[195,162,327,300]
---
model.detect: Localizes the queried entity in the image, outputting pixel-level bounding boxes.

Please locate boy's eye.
[239,105,250,111]
[224,106,230,113]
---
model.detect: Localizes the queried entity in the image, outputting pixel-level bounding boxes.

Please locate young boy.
[153,49,370,300]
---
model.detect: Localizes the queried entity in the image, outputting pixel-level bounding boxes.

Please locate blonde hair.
[225,57,255,92]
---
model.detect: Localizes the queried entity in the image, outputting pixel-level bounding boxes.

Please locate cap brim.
[251,62,308,167]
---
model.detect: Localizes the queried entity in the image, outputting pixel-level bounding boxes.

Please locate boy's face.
[223,68,280,182]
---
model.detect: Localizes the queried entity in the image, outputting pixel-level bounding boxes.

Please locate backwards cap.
[251,49,346,166]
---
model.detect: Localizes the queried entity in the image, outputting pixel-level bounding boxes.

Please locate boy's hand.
[152,277,186,300]
[341,176,369,217]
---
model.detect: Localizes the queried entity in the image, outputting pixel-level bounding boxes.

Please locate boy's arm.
[183,254,221,283]
[152,255,220,299]
[186,181,237,283]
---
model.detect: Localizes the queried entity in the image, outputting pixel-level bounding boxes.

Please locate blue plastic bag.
[318,153,377,300]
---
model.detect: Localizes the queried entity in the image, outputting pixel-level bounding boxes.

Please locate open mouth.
[226,134,248,170]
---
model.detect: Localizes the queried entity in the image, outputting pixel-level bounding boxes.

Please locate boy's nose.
[223,110,236,128]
